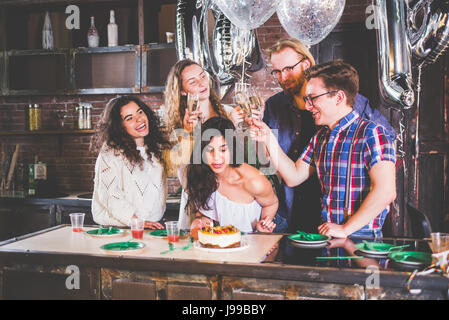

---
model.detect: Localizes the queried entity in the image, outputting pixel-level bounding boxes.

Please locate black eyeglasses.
[270,58,306,77]
[303,91,338,106]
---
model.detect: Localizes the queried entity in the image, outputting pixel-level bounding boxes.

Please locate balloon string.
[413,65,423,196]
[396,110,406,159]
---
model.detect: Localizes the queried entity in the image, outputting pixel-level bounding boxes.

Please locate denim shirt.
[263,91,396,233]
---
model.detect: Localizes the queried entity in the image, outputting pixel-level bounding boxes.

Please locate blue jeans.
[272,214,288,233]
[350,228,383,239]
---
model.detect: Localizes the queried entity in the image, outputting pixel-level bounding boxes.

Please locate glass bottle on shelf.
[77,105,85,129]
[87,16,99,48]
[108,10,118,47]
[28,104,36,131]
[34,104,42,130]
[42,11,54,50]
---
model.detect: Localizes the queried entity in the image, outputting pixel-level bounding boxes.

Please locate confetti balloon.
[212,0,277,30]
[276,0,346,46]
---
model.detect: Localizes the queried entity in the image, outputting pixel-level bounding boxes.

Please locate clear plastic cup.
[165,221,180,243]
[131,217,145,239]
[430,232,449,253]
[166,32,174,43]
[70,213,85,232]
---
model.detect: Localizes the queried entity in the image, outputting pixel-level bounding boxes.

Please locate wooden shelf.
[0,130,95,135]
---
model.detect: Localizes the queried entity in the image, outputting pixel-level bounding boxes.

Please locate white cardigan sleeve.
[91,149,136,227]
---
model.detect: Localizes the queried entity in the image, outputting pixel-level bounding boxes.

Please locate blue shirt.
[263,91,396,232]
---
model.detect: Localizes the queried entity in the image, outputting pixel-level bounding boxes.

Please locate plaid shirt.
[300,111,396,231]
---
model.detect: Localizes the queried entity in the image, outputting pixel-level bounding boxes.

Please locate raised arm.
[250,118,314,187]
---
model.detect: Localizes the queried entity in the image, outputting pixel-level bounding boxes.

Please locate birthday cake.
[197,225,241,248]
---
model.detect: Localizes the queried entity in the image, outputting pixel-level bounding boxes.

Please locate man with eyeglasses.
[256,38,395,234]
[251,60,396,238]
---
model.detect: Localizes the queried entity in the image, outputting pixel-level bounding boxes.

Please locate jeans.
[350,228,383,239]
[272,213,288,233]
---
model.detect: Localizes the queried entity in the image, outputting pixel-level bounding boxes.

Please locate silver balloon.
[176,0,203,61]
[230,25,254,66]
[212,0,276,30]
[408,0,449,67]
[276,0,346,46]
[176,0,262,97]
[375,0,415,108]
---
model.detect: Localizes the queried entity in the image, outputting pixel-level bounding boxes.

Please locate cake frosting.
[197,225,241,248]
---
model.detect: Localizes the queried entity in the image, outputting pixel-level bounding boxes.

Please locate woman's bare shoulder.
[237,164,271,195]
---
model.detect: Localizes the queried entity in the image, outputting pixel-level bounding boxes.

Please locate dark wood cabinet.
[71,45,141,94]
[2,266,100,300]
[0,198,92,241]
[0,0,178,96]
[0,203,55,241]
[55,203,93,226]
[103,269,218,300]
[141,43,178,93]
[6,49,69,95]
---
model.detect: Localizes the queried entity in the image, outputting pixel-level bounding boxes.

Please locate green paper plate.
[86,227,125,236]
[388,251,432,266]
[100,241,145,252]
[355,242,397,255]
[288,233,330,244]
[148,229,186,237]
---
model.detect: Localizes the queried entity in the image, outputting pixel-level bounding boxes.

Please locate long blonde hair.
[163,59,227,134]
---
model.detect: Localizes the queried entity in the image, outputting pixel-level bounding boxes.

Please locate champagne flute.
[187,92,200,122]
[234,92,251,131]
[248,88,262,111]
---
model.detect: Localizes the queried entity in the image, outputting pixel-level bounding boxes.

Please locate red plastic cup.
[131,217,144,240]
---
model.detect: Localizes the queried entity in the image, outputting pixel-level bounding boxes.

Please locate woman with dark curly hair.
[90,96,170,228]
[186,117,278,238]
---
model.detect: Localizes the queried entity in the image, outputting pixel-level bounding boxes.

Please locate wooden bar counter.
[0,225,447,300]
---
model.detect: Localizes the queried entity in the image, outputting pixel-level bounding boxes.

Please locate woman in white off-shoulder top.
[187,117,279,238]
[90,96,170,228]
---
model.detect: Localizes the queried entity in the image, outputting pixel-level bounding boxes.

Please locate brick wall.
[0,0,370,195]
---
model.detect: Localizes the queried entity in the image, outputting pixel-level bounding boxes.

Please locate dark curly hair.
[90,95,170,169]
[186,117,242,215]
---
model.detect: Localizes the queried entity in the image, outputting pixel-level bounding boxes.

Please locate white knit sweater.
[92,145,167,227]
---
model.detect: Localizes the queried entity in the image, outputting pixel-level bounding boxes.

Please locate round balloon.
[276,0,346,46]
[212,0,276,30]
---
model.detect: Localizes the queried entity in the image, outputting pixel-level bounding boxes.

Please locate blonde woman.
[163,59,243,229]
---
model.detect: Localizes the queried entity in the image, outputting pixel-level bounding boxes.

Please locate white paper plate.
[193,240,249,253]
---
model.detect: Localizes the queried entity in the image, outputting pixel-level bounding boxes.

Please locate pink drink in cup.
[131,217,144,240]
[165,221,180,243]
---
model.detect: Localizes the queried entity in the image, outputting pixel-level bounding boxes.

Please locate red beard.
[280,74,306,96]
